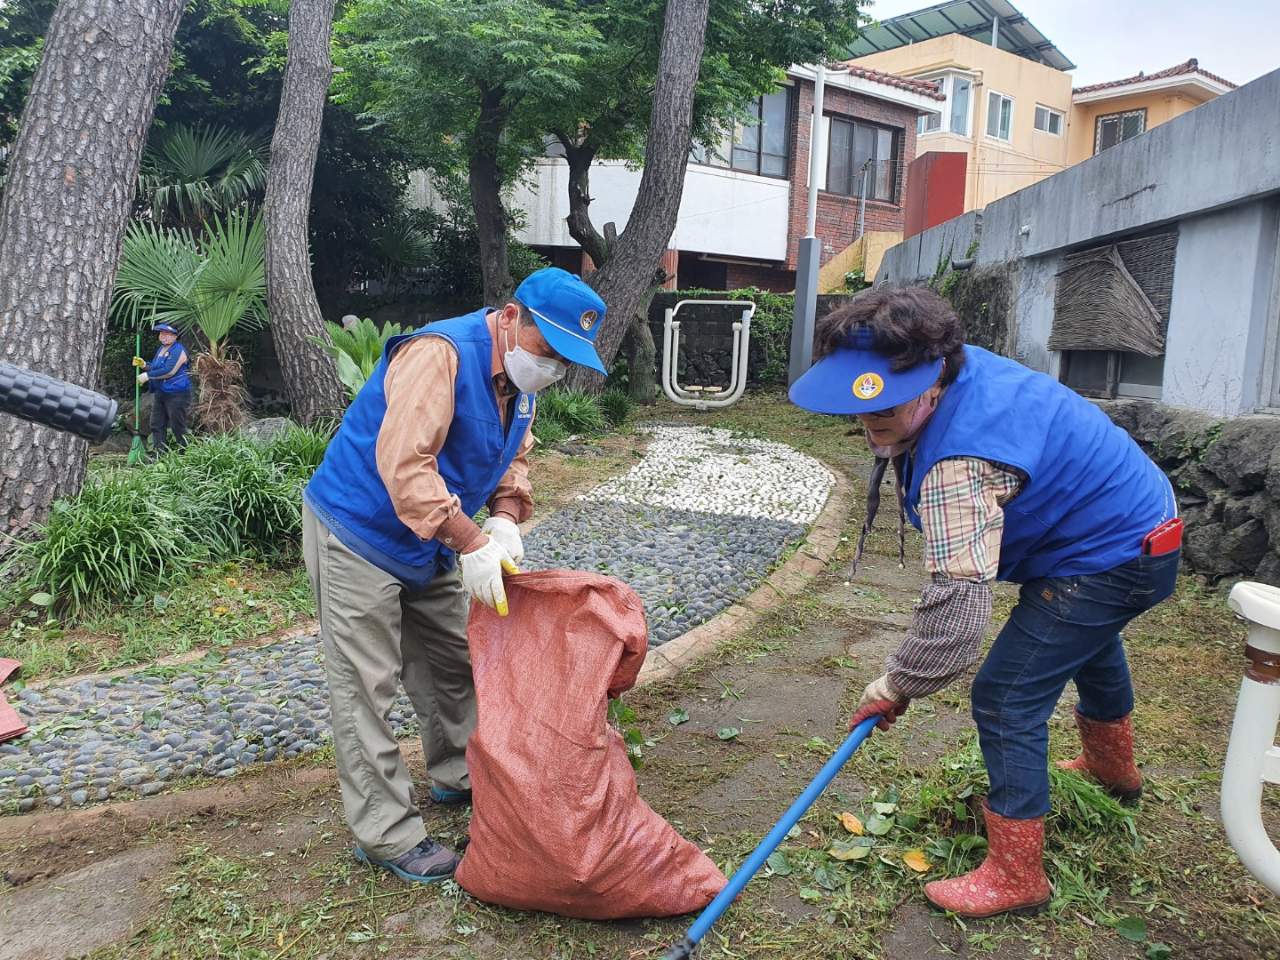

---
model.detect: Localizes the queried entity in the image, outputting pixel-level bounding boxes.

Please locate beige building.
[852,30,1074,210]
[1067,58,1236,164]
[848,2,1234,214]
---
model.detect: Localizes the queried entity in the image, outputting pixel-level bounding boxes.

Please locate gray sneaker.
[354,836,459,884]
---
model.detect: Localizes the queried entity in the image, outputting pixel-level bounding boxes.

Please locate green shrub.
[534,388,607,441]
[600,389,633,427]
[155,435,303,556]
[5,472,211,611]
[263,422,334,481]
[309,318,404,401]
[531,417,569,447]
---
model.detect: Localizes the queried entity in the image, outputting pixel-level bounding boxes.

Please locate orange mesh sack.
[454,570,726,919]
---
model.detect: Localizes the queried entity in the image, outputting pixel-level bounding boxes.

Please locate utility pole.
[788,64,827,385]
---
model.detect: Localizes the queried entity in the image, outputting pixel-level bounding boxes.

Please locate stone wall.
[1098,400,1280,584]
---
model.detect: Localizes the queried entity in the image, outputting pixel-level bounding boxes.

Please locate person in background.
[133,322,191,454]
[789,287,1181,919]
[302,267,608,885]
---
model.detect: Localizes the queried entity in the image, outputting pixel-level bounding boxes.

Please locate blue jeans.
[972,550,1180,819]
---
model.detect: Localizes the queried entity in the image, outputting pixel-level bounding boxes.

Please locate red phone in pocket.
[1141,517,1183,556]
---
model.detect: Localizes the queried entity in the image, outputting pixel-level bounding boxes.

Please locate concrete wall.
[496,161,792,262]
[875,67,1280,418]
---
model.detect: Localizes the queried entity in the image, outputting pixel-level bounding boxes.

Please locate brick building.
[478,63,941,293]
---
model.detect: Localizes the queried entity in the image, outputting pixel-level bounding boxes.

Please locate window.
[949,77,972,135]
[1061,352,1163,400]
[918,110,942,135]
[826,118,898,202]
[915,75,971,136]
[1034,105,1063,136]
[690,89,790,178]
[1094,109,1146,154]
[986,91,1013,141]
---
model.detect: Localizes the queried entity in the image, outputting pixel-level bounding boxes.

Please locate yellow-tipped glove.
[459,535,519,617]
[131,356,147,368]
[481,515,524,563]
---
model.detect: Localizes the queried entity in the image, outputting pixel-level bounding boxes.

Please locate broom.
[127,331,147,466]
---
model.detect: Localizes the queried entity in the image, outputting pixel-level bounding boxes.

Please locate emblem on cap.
[518,394,531,415]
[852,372,884,400]
[579,309,598,331]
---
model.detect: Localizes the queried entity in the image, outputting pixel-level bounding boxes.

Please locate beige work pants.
[303,503,475,860]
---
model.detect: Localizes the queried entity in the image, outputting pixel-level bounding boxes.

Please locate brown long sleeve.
[488,424,535,523]
[375,337,485,552]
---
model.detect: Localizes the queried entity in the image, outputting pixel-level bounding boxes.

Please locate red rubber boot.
[1056,710,1143,804]
[924,804,1052,918]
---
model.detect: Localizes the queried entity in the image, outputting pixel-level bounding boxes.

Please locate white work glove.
[458,535,519,617]
[481,515,524,563]
[849,673,909,733]
[136,372,150,385]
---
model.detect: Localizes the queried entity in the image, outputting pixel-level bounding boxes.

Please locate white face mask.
[503,323,566,393]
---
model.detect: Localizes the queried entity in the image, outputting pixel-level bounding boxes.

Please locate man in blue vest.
[303,268,607,884]
[790,287,1181,918]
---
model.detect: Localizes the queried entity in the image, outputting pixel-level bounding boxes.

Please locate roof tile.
[838,62,947,101]
[1074,58,1237,95]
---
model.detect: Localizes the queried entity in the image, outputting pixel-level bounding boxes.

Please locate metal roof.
[847,0,1076,72]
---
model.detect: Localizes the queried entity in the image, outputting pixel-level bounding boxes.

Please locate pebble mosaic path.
[0,426,834,811]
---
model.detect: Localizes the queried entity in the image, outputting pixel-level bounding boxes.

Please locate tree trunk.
[0,0,186,533]
[264,0,347,424]
[562,139,610,268]
[562,0,710,392]
[470,85,513,306]
[625,310,657,405]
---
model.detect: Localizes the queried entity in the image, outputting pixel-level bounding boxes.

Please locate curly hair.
[814,286,965,385]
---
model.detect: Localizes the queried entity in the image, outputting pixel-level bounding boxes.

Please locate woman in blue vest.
[790,287,1181,918]
[133,322,192,453]
[303,268,608,885]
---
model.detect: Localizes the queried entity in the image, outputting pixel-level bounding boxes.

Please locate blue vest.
[902,346,1175,583]
[304,309,535,587]
[149,343,191,393]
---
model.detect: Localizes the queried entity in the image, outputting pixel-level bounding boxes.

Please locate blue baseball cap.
[789,326,943,415]
[514,268,607,374]
[151,323,179,335]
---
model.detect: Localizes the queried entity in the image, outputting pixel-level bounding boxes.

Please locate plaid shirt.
[887,457,1023,699]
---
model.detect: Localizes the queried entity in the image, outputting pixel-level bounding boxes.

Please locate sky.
[861,0,1280,88]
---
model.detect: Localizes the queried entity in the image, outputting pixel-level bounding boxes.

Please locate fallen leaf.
[865,814,894,836]
[813,865,840,890]
[667,708,689,726]
[766,851,793,876]
[798,887,823,902]
[717,727,742,741]
[873,801,898,815]
[828,840,872,861]
[28,592,53,607]
[838,812,864,835]
[1115,916,1148,943]
[1145,944,1173,960]
[903,849,931,873]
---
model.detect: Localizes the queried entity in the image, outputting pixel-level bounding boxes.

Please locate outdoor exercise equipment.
[661,715,881,959]
[1222,581,1280,895]
[128,331,146,465]
[661,299,755,411]
[0,360,117,443]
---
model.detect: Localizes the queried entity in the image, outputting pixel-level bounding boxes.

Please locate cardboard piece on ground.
[0,657,29,743]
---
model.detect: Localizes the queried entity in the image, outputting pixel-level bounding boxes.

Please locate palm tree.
[139,124,268,228]
[112,209,268,432]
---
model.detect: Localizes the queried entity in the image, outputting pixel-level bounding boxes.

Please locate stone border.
[635,466,852,687]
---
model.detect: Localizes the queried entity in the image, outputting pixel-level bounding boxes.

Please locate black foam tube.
[0,360,118,443]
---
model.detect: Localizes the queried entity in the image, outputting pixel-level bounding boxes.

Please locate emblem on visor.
[852,372,884,400]
[579,309,598,331]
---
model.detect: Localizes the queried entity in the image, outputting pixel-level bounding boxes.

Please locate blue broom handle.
[684,716,880,944]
